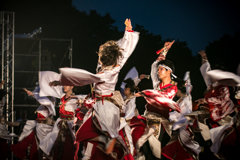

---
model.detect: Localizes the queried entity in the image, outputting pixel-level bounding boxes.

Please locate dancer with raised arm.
[58,19,139,159]
[200,65,240,159]
[131,41,181,160]
[11,86,55,160]
[38,71,87,160]
[162,73,201,160]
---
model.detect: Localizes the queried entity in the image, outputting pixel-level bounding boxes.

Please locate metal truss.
[0,11,15,128]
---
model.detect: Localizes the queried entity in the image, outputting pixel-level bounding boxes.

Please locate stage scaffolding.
[1,12,73,150]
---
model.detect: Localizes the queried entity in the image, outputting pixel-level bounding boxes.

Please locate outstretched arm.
[199,50,212,87]
[117,19,140,68]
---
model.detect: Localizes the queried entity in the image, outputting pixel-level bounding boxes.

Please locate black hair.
[175,78,186,94]
[98,40,123,67]
[123,78,138,93]
[157,60,175,73]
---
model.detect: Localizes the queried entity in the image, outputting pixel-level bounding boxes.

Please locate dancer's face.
[124,87,131,96]
[63,86,73,93]
[158,67,171,80]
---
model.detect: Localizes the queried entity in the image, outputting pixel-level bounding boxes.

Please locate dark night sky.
[72,0,240,55]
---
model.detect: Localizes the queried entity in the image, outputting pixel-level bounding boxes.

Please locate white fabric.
[93,100,120,138]
[121,67,139,89]
[18,120,37,142]
[206,69,240,87]
[83,142,94,160]
[60,68,103,86]
[200,61,212,88]
[33,87,56,116]
[124,97,136,119]
[64,95,86,112]
[36,123,54,143]
[39,71,64,98]
[119,117,134,155]
[184,71,193,95]
[148,135,161,158]
[36,105,50,118]
[17,120,53,144]
[39,118,75,155]
[151,60,160,90]
[210,116,234,153]
[169,95,192,130]
[179,124,202,155]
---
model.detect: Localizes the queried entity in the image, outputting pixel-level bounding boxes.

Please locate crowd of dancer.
[0,18,240,160]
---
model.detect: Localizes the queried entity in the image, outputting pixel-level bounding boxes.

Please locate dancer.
[119,78,139,158]
[195,50,237,159]
[196,50,235,126]
[38,71,87,160]
[200,67,240,159]
[11,86,55,160]
[58,19,139,159]
[162,72,201,160]
[131,41,181,160]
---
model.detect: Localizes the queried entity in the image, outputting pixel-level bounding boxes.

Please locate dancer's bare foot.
[105,138,116,154]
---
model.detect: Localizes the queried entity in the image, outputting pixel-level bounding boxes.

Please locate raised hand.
[23,88,34,96]
[124,18,132,31]
[164,40,175,50]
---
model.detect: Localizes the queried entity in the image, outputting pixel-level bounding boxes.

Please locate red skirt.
[162,139,194,160]
[11,130,38,160]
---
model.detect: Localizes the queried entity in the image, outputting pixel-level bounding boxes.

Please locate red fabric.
[0,138,10,159]
[95,93,113,105]
[204,85,235,121]
[162,140,194,160]
[143,85,179,119]
[129,116,146,148]
[59,95,74,117]
[36,113,46,121]
[137,115,146,121]
[119,129,135,160]
[83,142,116,160]
[75,116,102,143]
[218,127,239,159]
[156,48,164,54]
[237,99,240,105]
[125,29,134,32]
[75,108,85,121]
[124,154,135,160]
[11,130,38,160]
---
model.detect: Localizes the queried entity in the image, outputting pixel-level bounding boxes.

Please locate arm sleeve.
[200,62,212,87]
[117,30,139,68]
[151,60,160,90]
[39,71,64,98]
[32,86,56,116]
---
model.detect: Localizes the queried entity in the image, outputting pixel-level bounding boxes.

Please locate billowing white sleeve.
[183,71,193,95]
[59,68,103,86]
[133,77,141,86]
[151,60,160,90]
[39,71,64,99]
[32,87,56,116]
[117,31,139,68]
[200,62,212,87]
